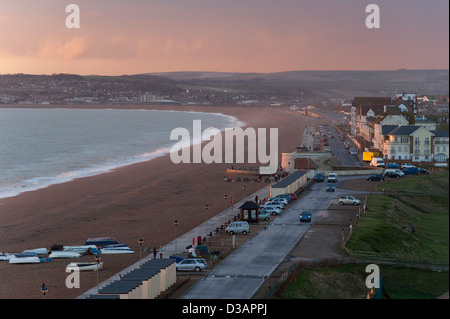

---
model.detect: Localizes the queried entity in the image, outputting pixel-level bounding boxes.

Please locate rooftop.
[272,171,308,189]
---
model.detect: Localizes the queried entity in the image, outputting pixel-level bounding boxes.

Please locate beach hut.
[139,258,177,294]
[270,170,308,198]
[120,268,161,299]
[238,201,260,223]
[92,258,176,299]
[98,280,144,299]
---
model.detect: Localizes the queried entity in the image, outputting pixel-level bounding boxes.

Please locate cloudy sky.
[0,0,448,75]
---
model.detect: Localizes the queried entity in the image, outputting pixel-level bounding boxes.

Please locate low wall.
[323,169,382,176]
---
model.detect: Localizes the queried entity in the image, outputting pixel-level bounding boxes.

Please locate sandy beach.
[0,104,328,299]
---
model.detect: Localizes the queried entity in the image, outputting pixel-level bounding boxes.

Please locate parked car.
[349,148,357,155]
[300,211,312,222]
[258,211,271,221]
[384,171,401,178]
[338,195,361,205]
[176,258,208,272]
[314,173,325,182]
[326,184,335,192]
[384,169,405,176]
[260,207,282,215]
[275,194,293,202]
[327,172,338,183]
[370,157,385,167]
[386,162,400,169]
[286,193,298,200]
[260,202,284,210]
[401,163,416,169]
[402,167,419,175]
[269,198,289,205]
[418,168,430,175]
[226,221,250,235]
[367,174,384,181]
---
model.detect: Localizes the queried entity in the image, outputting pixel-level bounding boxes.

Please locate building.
[141,92,159,103]
[270,170,308,198]
[432,130,449,163]
[356,104,386,142]
[351,97,392,136]
[393,93,417,114]
[383,126,431,161]
[382,125,449,163]
[372,109,409,150]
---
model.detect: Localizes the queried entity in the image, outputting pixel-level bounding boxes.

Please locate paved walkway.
[77,185,272,299]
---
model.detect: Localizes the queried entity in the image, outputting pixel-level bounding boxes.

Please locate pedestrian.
[159,245,163,258]
[153,247,157,259]
[255,195,258,203]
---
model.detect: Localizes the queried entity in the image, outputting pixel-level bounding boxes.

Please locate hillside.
[150,69,449,98]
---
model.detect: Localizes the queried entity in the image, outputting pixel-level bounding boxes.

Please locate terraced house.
[382,125,449,163]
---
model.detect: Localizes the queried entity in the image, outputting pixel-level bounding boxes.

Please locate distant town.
[0,73,308,108]
[1,73,448,118]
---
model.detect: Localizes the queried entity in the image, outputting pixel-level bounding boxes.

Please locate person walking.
[158,245,163,258]
[153,247,157,259]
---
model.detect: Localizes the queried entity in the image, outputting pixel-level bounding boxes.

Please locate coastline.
[0,106,245,201]
[0,104,328,299]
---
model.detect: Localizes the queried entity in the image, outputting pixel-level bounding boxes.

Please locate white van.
[327,172,338,183]
[384,168,405,176]
[370,157,385,167]
[226,221,250,235]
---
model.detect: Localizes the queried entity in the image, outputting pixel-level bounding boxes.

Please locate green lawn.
[280,264,448,299]
[347,171,449,263]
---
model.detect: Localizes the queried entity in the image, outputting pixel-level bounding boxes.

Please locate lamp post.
[224,194,228,210]
[138,238,144,265]
[205,204,209,237]
[173,219,179,253]
[41,283,48,299]
[95,253,101,294]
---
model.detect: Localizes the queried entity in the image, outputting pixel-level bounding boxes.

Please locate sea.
[0,107,242,200]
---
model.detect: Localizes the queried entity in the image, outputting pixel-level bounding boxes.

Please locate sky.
[0,0,448,75]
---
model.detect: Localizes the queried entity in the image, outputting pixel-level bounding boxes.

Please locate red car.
[286,193,297,200]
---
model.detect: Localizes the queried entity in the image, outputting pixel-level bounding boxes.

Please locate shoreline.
[0,106,245,201]
[0,104,328,298]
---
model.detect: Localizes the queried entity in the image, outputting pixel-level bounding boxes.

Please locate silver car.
[338,195,361,205]
[176,258,208,272]
[269,198,288,205]
[261,202,284,210]
[258,211,271,221]
[260,207,282,215]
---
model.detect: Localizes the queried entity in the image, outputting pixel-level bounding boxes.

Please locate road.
[325,125,362,166]
[180,175,368,299]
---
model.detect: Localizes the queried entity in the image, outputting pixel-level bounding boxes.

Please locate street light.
[205,204,209,236]
[138,238,144,265]
[174,220,179,253]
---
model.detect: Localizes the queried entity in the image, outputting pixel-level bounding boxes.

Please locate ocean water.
[0,108,242,200]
